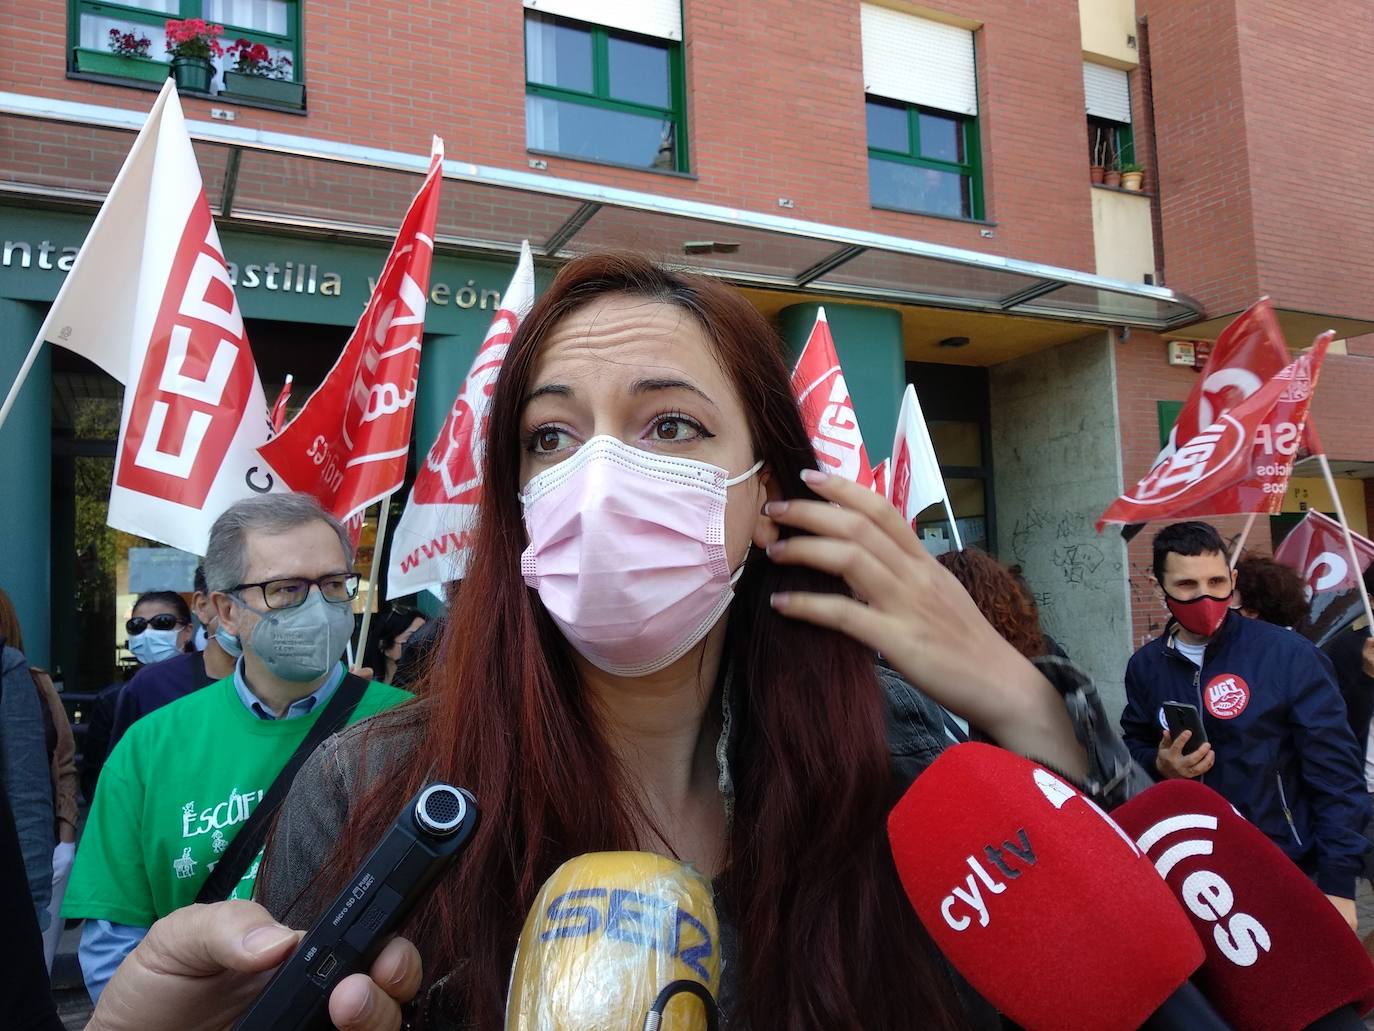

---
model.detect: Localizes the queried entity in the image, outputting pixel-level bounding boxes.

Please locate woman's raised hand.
[764,469,1086,778]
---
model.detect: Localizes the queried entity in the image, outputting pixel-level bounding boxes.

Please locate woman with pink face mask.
[223,253,1139,1030]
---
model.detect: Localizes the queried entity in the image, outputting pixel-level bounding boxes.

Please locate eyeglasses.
[231,573,361,610]
[126,613,184,636]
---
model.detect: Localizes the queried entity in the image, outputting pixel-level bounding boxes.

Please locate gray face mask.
[241,590,354,683]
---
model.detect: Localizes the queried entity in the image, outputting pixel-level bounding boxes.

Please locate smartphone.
[1162,702,1208,755]
[234,782,479,1031]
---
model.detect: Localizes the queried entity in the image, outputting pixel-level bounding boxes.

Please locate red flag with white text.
[386,241,536,597]
[1274,509,1374,645]
[256,138,444,521]
[1098,334,1331,529]
[271,374,293,433]
[790,307,874,487]
[1154,297,1319,468]
[77,82,281,554]
[871,459,888,499]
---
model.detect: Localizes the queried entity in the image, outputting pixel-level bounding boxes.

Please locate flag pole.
[355,496,393,671]
[0,337,46,433]
[1229,511,1259,569]
[1316,453,1374,630]
[942,495,964,551]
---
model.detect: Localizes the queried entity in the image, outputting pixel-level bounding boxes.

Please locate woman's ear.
[752,466,783,549]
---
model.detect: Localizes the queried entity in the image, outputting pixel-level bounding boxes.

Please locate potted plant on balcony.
[165,18,223,94]
[73,28,168,84]
[1103,159,1123,188]
[221,38,303,107]
[1119,162,1146,191]
[1090,128,1107,185]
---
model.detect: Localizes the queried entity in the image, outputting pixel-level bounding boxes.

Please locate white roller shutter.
[523,0,682,41]
[860,5,978,117]
[1083,62,1131,122]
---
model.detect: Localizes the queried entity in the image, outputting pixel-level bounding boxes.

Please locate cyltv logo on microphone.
[939,830,1037,931]
[1134,812,1272,966]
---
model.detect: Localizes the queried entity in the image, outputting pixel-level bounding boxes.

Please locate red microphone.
[1112,779,1374,1030]
[887,742,1207,1031]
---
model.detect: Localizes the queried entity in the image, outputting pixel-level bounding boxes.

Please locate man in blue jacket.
[1121,521,1369,931]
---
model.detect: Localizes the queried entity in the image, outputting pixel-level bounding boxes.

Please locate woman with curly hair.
[937,548,1047,658]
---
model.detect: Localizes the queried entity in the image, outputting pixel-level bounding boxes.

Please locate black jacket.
[1324,622,1374,760]
[1121,610,1370,897]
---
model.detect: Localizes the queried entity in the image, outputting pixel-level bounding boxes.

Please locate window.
[866,97,982,219]
[1084,62,1135,170]
[70,0,302,91]
[524,11,687,172]
[860,5,982,220]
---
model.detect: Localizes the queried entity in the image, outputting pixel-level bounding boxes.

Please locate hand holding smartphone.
[1162,701,1208,756]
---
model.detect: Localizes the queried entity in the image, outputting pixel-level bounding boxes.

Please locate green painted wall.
[0,299,51,667]
[776,302,905,459]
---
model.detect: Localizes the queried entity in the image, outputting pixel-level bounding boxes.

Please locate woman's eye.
[650,415,706,442]
[528,426,574,454]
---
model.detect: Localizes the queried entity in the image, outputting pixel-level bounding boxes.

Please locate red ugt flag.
[790,307,874,487]
[257,138,445,521]
[1098,334,1331,530]
[1275,509,1374,644]
[1155,297,1319,468]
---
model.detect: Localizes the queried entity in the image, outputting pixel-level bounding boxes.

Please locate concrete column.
[990,332,1131,713]
[776,302,905,456]
[0,300,51,666]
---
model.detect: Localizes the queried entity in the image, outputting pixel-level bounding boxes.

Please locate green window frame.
[1089,114,1135,169]
[68,0,303,85]
[524,11,688,174]
[866,96,984,221]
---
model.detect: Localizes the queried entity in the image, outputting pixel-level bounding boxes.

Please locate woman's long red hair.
[317,254,964,1028]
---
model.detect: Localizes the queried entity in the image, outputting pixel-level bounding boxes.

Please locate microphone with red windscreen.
[887,742,1210,1031]
[1112,779,1374,1030]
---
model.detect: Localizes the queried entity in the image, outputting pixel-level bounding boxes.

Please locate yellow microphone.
[505,852,721,1031]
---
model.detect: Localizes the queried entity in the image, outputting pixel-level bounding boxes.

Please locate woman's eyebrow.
[631,377,718,409]
[523,383,573,405]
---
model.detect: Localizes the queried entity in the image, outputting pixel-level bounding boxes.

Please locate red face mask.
[1164,590,1234,637]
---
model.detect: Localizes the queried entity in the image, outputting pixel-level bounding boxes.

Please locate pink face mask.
[519,435,762,677]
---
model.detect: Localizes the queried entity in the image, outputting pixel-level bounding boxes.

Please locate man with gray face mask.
[63,493,412,1004]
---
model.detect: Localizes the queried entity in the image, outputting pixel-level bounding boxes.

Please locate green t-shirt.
[64,673,410,927]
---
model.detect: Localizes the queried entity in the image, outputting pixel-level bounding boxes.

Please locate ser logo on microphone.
[1135,812,1272,966]
[939,829,1037,931]
[539,887,715,980]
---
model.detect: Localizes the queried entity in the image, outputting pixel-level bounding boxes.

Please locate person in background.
[1322,566,1374,885]
[0,587,78,971]
[1235,554,1311,630]
[394,614,444,690]
[361,606,426,687]
[937,549,1047,659]
[1,622,55,941]
[80,589,193,803]
[64,493,412,1004]
[0,788,64,1031]
[108,566,239,751]
[934,549,1053,743]
[1121,521,1369,929]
